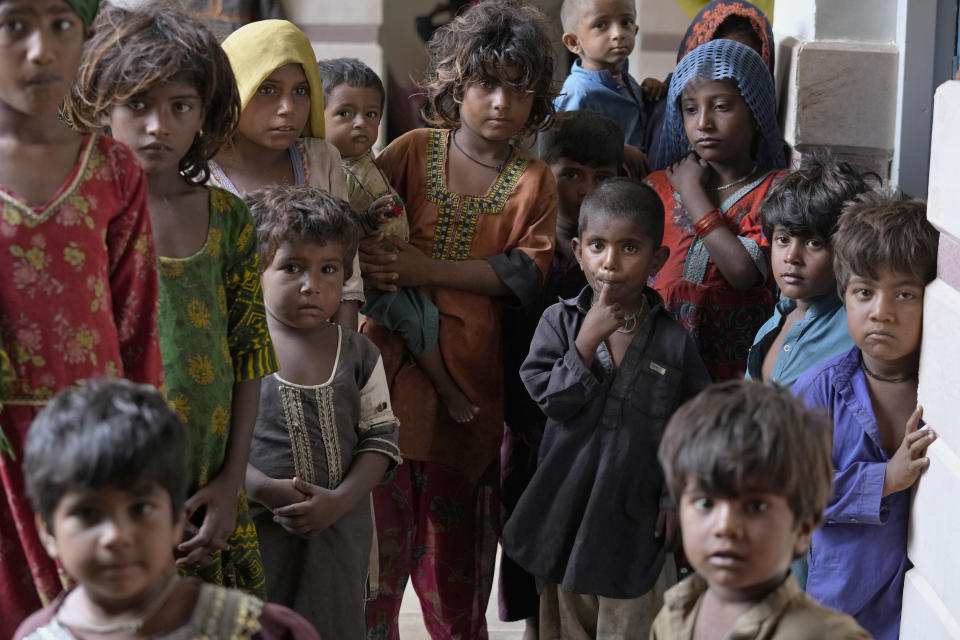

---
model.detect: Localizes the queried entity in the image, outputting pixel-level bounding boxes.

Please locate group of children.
[0,0,942,639]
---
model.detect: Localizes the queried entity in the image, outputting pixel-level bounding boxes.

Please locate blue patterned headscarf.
[651,39,785,171]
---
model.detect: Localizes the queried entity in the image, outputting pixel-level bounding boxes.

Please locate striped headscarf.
[221,19,325,139]
[678,0,775,74]
[652,39,785,171]
[66,0,99,27]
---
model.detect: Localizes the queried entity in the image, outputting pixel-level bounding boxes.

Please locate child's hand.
[883,406,936,497]
[575,284,624,367]
[272,477,351,538]
[622,143,651,179]
[655,508,680,551]
[359,234,430,291]
[365,194,402,227]
[666,152,711,200]
[641,77,667,101]
[176,475,239,568]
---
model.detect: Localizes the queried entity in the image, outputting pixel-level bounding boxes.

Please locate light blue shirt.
[555,59,647,149]
[745,293,852,388]
[793,347,912,640]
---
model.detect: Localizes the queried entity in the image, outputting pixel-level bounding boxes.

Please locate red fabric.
[646,169,783,380]
[0,134,163,637]
[365,461,499,640]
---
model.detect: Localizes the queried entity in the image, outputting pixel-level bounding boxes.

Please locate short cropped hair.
[316,57,385,108]
[559,0,587,32]
[24,380,188,530]
[422,0,557,134]
[246,184,359,278]
[578,177,665,245]
[833,189,939,295]
[659,380,833,527]
[538,110,624,168]
[66,3,240,185]
[760,152,878,241]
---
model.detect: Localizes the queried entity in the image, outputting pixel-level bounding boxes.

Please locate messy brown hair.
[659,380,834,527]
[65,2,240,185]
[422,0,558,134]
[245,184,359,278]
[833,189,939,296]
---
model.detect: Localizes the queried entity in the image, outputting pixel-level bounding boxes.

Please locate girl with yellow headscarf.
[210,20,364,328]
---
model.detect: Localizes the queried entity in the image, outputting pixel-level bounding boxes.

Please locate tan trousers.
[539,555,677,639]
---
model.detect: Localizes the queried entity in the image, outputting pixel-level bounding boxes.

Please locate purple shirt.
[793,346,911,640]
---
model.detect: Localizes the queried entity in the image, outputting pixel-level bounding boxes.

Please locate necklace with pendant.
[615,296,649,334]
[859,352,917,383]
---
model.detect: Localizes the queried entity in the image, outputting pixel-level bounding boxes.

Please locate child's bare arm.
[177,378,261,567]
[359,234,510,297]
[334,300,360,331]
[666,153,765,290]
[883,406,936,497]
[246,464,306,511]
[272,452,390,537]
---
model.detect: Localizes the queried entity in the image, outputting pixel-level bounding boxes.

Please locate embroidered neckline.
[0,133,98,225]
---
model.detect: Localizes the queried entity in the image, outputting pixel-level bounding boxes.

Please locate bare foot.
[523,617,539,640]
[439,386,479,423]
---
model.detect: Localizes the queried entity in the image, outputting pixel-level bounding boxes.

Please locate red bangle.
[694,209,724,237]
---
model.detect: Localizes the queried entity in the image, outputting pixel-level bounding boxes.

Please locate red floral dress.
[0,134,164,636]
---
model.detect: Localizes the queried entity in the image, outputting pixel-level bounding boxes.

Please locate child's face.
[562,0,637,73]
[36,482,185,609]
[324,83,382,160]
[237,63,311,152]
[769,226,836,304]
[261,238,346,330]
[550,158,619,240]
[844,267,925,369]
[681,78,755,167]
[572,213,668,311]
[459,72,534,144]
[106,81,204,177]
[679,479,814,600]
[0,0,86,117]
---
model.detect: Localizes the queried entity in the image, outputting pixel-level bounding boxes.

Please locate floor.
[396,547,527,639]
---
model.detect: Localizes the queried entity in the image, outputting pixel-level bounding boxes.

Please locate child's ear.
[571,236,583,266]
[652,245,670,273]
[561,32,582,56]
[34,513,59,561]
[792,514,816,557]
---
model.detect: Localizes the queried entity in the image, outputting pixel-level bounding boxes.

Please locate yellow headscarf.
[221,19,325,139]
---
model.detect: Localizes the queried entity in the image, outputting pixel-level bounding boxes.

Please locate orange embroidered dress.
[0,134,164,634]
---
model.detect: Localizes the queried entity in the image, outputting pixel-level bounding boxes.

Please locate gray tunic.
[249,327,401,639]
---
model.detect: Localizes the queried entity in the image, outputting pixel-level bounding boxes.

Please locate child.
[357,1,558,636]
[498,108,622,633]
[747,155,876,388]
[0,1,164,634]
[210,19,363,330]
[66,3,278,595]
[317,56,477,422]
[244,185,401,638]
[646,0,776,168]
[793,192,939,640]
[645,38,788,381]
[653,380,871,639]
[14,380,320,640]
[503,178,711,638]
[556,0,666,166]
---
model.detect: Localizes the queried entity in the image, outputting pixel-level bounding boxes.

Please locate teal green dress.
[157,187,278,596]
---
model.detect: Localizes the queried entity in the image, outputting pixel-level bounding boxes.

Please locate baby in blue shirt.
[556,0,665,174]
[747,153,876,390]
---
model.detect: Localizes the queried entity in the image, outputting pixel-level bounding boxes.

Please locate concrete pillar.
[904,79,960,639]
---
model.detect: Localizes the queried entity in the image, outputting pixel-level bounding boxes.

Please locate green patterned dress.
[157,187,278,596]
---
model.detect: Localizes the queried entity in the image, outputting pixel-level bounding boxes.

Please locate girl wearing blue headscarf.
[645,39,787,381]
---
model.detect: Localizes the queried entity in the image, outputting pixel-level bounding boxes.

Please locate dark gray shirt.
[502,286,710,598]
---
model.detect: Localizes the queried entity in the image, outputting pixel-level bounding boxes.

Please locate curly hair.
[422,0,558,134]
[245,184,359,279]
[65,2,240,185]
